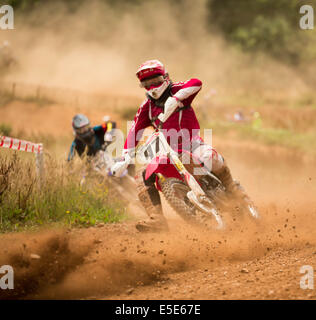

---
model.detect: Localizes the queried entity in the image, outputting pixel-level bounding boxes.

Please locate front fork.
[165,150,224,229]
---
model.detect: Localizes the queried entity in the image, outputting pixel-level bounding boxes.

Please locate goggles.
[75,125,90,135]
[140,75,165,90]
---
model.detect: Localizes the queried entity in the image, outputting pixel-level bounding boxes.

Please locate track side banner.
[0,136,43,154]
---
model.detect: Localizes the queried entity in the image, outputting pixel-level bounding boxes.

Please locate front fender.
[145,155,168,180]
[145,155,182,181]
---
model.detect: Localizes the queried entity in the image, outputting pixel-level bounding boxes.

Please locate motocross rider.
[68,114,117,161]
[111,60,249,232]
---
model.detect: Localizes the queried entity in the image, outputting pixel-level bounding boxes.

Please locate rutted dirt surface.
[1,208,316,300]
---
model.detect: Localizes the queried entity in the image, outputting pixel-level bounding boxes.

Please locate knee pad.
[193,145,224,173]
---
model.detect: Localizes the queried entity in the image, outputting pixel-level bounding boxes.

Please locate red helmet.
[136,59,166,81]
[136,60,170,99]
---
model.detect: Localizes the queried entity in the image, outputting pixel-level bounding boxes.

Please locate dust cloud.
[0,0,309,99]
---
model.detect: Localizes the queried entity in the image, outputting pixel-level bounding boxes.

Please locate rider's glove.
[110,150,132,177]
[104,132,113,142]
[157,96,182,124]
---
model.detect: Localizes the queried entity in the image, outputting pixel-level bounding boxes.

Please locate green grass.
[0,154,127,233]
[207,120,316,154]
[19,95,55,107]
[0,89,55,109]
[292,94,316,109]
[0,92,14,108]
[119,106,138,120]
[0,123,12,136]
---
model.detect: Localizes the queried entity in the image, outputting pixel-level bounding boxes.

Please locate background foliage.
[5,0,316,65]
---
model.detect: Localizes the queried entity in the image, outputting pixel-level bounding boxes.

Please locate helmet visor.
[75,124,90,135]
[140,75,164,90]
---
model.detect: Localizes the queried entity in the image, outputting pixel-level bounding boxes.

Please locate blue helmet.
[72,114,90,130]
[72,114,95,145]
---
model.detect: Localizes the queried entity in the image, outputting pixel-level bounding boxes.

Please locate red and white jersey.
[124,78,203,152]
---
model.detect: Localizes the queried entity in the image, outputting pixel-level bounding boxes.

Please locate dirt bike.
[133,129,260,230]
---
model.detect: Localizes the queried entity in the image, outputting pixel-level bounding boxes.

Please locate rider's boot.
[215,162,260,219]
[135,188,169,233]
[215,162,250,201]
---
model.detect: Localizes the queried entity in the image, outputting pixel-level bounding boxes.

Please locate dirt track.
[1,214,316,300]
[1,136,316,300]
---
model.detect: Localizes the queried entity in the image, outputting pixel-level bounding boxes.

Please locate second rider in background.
[68,114,116,161]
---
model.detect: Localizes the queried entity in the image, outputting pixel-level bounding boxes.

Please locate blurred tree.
[6,0,83,11]
[5,0,145,11]
[5,0,315,64]
[207,0,315,64]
